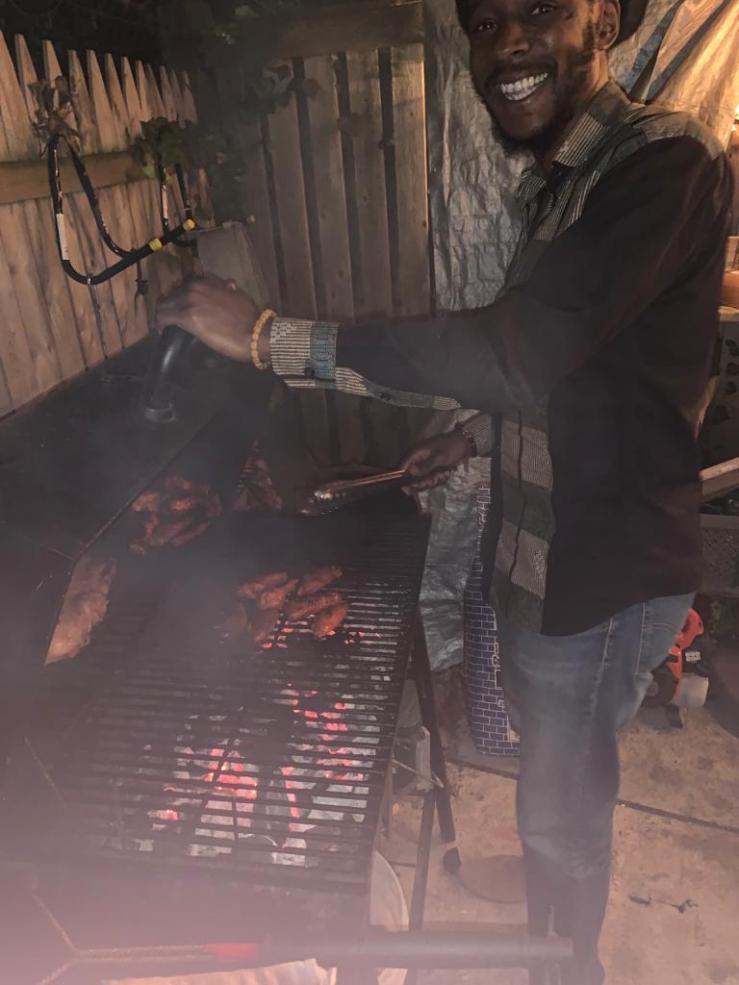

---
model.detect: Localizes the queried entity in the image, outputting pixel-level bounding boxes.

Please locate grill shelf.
[0,514,430,899]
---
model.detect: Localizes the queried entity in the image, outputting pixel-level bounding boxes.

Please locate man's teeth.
[499,73,549,102]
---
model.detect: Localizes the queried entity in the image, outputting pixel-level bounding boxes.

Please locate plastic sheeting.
[418,0,739,670]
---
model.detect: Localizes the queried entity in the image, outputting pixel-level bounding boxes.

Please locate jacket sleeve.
[332,137,732,413]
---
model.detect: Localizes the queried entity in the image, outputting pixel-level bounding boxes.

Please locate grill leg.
[412,616,461,874]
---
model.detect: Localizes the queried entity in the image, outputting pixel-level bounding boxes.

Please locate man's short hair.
[455,0,647,45]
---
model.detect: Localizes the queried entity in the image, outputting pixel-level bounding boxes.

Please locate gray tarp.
[419,0,739,670]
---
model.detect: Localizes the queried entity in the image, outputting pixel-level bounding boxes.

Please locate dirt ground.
[381,652,739,985]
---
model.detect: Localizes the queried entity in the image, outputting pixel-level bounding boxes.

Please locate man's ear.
[596,0,621,51]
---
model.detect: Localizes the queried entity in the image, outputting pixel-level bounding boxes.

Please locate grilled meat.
[312,602,349,639]
[171,520,211,547]
[297,565,342,597]
[233,445,284,513]
[131,490,162,513]
[168,495,202,513]
[149,517,197,548]
[46,557,117,664]
[258,578,298,611]
[237,572,288,601]
[220,603,249,641]
[250,607,280,646]
[165,476,210,497]
[286,591,343,622]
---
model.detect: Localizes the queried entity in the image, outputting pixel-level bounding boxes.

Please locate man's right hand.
[400,429,471,492]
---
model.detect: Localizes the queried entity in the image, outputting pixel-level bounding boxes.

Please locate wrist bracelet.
[455,422,478,459]
[250,308,276,370]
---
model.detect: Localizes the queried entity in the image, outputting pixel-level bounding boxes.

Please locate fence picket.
[390,44,430,316]
[87,50,145,347]
[0,32,62,400]
[13,33,86,381]
[68,48,124,357]
[303,53,365,464]
[42,40,104,367]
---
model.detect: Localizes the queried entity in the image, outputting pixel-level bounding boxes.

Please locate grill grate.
[1,515,429,896]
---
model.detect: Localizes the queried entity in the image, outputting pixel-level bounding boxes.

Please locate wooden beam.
[0,151,147,206]
[221,1,424,64]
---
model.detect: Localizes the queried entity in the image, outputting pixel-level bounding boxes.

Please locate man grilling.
[156,0,733,981]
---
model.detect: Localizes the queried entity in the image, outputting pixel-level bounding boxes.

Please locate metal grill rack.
[1,515,429,899]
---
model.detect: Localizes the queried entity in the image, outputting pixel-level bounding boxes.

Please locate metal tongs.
[300,468,416,516]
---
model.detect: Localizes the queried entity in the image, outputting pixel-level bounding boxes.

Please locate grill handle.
[141,324,195,423]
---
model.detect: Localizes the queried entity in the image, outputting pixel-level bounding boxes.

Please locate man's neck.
[533,74,612,176]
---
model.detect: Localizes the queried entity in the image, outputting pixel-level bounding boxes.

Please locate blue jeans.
[499,594,693,985]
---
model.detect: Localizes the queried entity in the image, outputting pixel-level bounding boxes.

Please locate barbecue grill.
[0,391,571,983]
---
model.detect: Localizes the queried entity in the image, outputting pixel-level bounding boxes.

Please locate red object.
[665,608,704,687]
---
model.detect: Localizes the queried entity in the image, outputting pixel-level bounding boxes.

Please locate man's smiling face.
[461,0,619,158]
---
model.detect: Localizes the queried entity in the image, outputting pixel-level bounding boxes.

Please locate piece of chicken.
[46,558,117,664]
[220,603,249,641]
[250,607,280,646]
[131,490,162,513]
[258,578,298,612]
[171,520,211,547]
[149,517,197,548]
[286,591,344,622]
[237,572,288,601]
[297,565,343,598]
[312,603,349,639]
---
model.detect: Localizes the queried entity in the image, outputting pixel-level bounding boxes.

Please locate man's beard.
[487,23,597,157]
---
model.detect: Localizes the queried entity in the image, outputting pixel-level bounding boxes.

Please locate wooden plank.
[68,49,124,357]
[105,55,162,336]
[43,40,104,367]
[14,36,85,381]
[215,63,281,307]
[263,60,326,462]
[0,32,62,399]
[87,49,145,348]
[226,1,423,64]
[0,151,146,205]
[303,53,365,465]
[346,49,393,318]
[264,63,316,317]
[390,44,430,316]
[134,61,180,297]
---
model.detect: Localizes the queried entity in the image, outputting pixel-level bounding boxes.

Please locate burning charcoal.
[236,572,288,601]
[258,578,298,611]
[312,602,349,639]
[131,490,162,513]
[220,603,249,642]
[286,591,343,622]
[250,607,280,646]
[297,565,343,597]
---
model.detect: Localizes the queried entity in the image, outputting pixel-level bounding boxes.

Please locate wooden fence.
[194,0,435,467]
[0,32,201,416]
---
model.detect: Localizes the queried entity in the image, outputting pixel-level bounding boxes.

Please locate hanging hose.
[46,130,196,286]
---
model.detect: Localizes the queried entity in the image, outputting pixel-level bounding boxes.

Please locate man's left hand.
[155,274,259,363]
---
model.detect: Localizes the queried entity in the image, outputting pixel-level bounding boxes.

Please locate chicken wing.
[312,603,349,639]
[258,578,298,611]
[286,591,344,622]
[237,572,288,601]
[297,566,343,597]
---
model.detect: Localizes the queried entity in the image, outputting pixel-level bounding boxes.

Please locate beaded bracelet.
[250,308,276,370]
